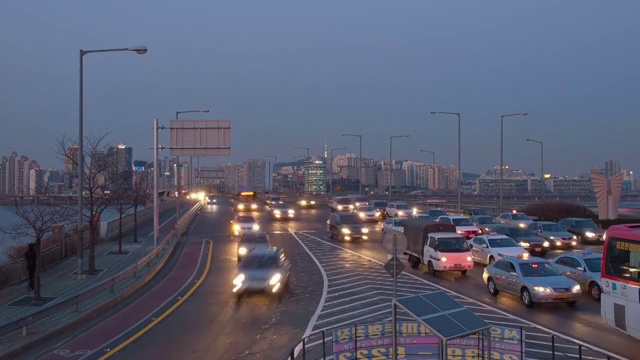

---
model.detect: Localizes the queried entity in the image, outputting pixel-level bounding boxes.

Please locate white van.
[424,232,474,276]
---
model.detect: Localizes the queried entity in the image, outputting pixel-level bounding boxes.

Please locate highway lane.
[107,201,323,360]
[289,208,636,360]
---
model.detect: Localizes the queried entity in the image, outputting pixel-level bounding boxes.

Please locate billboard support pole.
[153,118,159,247]
[392,301,398,360]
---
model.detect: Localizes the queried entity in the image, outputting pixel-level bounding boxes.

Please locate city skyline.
[2,2,640,176]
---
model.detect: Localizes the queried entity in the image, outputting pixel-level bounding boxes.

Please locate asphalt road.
[46,201,637,360]
[105,200,323,360]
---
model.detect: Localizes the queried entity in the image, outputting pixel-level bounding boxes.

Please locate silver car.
[232,248,291,302]
[231,215,260,237]
[530,221,578,249]
[550,250,603,301]
[483,257,582,307]
[237,232,270,262]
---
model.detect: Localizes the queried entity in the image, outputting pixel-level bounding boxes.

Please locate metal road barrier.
[288,321,622,360]
[0,201,203,346]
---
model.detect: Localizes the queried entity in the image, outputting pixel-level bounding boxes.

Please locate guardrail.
[0,201,202,349]
[100,200,175,240]
[0,200,177,290]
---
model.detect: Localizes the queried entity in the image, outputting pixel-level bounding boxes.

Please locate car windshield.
[359,206,374,212]
[488,237,519,248]
[477,217,498,224]
[373,201,388,208]
[236,216,255,223]
[239,254,279,269]
[584,257,602,272]
[273,203,289,209]
[396,204,410,210]
[340,216,363,225]
[452,218,473,226]
[511,213,531,220]
[508,228,535,237]
[518,262,561,277]
[471,209,487,215]
[240,234,268,244]
[436,237,470,253]
[430,210,447,217]
[574,219,598,229]
[337,198,352,205]
[541,223,565,232]
[269,196,281,202]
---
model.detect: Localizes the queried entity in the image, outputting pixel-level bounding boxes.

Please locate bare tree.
[56,133,114,273]
[130,171,151,243]
[1,200,73,302]
[111,186,133,254]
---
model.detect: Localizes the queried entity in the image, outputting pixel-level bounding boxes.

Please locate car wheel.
[488,256,495,265]
[409,256,420,269]
[427,261,437,276]
[589,282,602,301]
[521,288,534,308]
[566,301,577,308]
[461,270,468,276]
[487,278,499,296]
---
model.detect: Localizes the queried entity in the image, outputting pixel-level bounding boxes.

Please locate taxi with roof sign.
[549,249,603,301]
[468,233,529,265]
[483,255,581,308]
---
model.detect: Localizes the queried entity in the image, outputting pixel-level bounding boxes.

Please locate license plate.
[535,248,541,251]
[453,264,462,269]
[556,294,570,299]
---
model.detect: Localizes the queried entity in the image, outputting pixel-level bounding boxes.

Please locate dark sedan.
[493,224,550,256]
[558,218,605,244]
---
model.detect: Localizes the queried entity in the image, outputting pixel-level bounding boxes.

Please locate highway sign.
[384,256,405,278]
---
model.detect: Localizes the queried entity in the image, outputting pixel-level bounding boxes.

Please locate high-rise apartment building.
[605,160,622,178]
[247,159,267,192]
[305,156,327,194]
[107,143,133,190]
[222,163,248,194]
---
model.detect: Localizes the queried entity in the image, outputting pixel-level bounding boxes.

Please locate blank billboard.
[170,120,231,156]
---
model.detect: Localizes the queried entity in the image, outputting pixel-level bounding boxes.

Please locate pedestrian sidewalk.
[0,203,194,358]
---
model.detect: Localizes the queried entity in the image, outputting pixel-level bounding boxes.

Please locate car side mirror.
[509,272,518,277]
[481,244,488,248]
[577,267,585,272]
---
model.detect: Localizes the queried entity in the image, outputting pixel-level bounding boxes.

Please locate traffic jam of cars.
[228,192,606,309]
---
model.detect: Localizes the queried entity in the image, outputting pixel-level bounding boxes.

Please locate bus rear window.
[604,237,640,284]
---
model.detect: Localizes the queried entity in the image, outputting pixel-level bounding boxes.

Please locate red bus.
[601,224,640,340]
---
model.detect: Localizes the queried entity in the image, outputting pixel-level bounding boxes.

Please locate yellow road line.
[99,239,213,360]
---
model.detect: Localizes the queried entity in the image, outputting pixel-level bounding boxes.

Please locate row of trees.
[1,133,152,301]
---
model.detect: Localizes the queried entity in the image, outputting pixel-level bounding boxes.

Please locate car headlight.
[238,247,248,255]
[252,224,260,231]
[233,274,245,286]
[269,273,281,285]
[358,212,365,218]
[571,284,582,293]
[466,256,472,262]
[274,210,281,215]
[362,227,369,233]
[519,242,530,247]
[543,241,550,247]
[251,203,258,209]
[310,201,316,204]
[533,286,552,294]
[300,200,307,205]
[556,241,562,246]
[375,211,381,217]
[341,228,351,234]
[238,204,245,210]
[337,205,343,210]
[349,205,354,209]
[571,241,577,246]
[398,211,405,216]
[233,224,241,231]
[572,235,577,240]
[457,230,464,234]
[585,231,595,237]
[549,236,557,240]
[288,209,295,214]
[412,208,418,215]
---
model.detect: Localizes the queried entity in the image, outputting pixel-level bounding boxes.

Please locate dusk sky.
[1,1,639,176]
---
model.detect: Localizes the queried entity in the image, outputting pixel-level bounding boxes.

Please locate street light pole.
[526,138,544,198]
[500,113,528,213]
[293,155,303,193]
[294,147,310,193]
[77,45,147,279]
[329,147,346,198]
[342,134,363,195]
[174,109,209,222]
[389,135,410,202]
[431,112,462,213]
[264,156,277,192]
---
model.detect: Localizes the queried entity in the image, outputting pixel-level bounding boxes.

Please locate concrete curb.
[0,206,198,360]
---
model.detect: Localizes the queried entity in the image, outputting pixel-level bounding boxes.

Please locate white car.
[356,206,381,222]
[231,215,260,237]
[469,234,529,265]
[382,217,405,235]
[436,215,482,240]
[385,202,411,217]
[497,212,534,225]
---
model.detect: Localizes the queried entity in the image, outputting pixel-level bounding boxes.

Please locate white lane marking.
[315,303,389,325]
[297,231,628,360]
[146,214,177,237]
[290,230,328,359]
[320,297,390,314]
[79,236,207,359]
